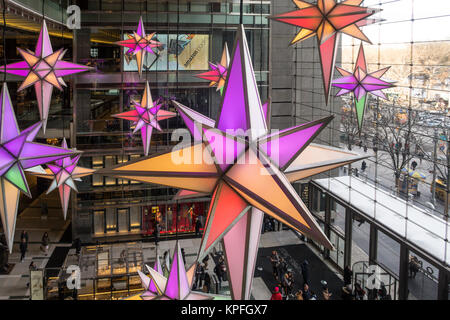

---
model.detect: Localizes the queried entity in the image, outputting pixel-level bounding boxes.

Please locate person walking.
[41,232,49,255]
[302,283,312,300]
[195,217,202,237]
[21,230,29,244]
[181,248,186,265]
[19,237,27,262]
[203,272,211,293]
[153,223,160,246]
[300,260,310,285]
[270,287,283,300]
[195,263,205,289]
[269,251,280,281]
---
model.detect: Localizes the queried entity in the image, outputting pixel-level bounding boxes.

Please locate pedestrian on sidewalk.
[269,250,280,281]
[195,217,202,237]
[153,223,160,246]
[41,232,49,256]
[181,248,186,265]
[20,238,27,262]
[20,230,29,244]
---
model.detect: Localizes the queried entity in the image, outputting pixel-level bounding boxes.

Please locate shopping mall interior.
[0,0,448,303]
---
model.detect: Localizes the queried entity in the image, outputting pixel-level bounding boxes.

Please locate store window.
[104,156,116,186]
[351,214,370,265]
[105,208,117,233]
[376,230,401,276]
[117,208,129,233]
[94,210,105,235]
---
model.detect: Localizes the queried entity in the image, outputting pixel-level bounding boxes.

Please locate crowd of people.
[268,252,393,301]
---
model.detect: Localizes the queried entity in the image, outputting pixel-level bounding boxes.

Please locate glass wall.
[294,0,450,269]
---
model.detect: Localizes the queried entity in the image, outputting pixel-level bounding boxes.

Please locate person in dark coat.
[203,272,211,293]
[343,265,353,286]
[195,217,202,237]
[153,223,160,246]
[181,248,186,265]
[301,260,310,285]
[19,238,27,262]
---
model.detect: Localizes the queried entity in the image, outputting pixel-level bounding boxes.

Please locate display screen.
[123,34,209,71]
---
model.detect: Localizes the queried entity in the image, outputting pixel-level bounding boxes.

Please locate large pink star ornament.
[27,139,95,220]
[0,21,91,132]
[195,43,230,94]
[269,0,379,104]
[112,81,176,156]
[124,242,213,300]
[116,17,162,77]
[100,25,367,300]
[332,43,395,132]
[0,83,79,252]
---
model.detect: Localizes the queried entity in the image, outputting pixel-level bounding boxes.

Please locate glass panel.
[377,230,401,276]
[351,214,370,266]
[130,207,141,230]
[94,210,105,235]
[117,209,129,233]
[105,208,117,233]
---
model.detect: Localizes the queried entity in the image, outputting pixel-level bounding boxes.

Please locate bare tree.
[375,105,421,192]
[340,105,359,151]
[420,129,450,215]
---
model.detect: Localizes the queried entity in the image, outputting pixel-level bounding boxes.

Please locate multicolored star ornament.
[332,43,394,132]
[116,17,162,77]
[0,83,79,252]
[269,0,379,104]
[26,139,95,220]
[101,25,367,300]
[112,81,176,156]
[127,242,212,300]
[195,43,230,95]
[0,21,91,132]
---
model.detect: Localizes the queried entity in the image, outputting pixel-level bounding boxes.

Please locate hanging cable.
[175,0,180,242]
[2,0,6,83]
[61,0,65,141]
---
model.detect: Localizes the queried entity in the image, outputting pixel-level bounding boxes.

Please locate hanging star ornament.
[0,83,79,252]
[116,16,162,77]
[332,43,395,132]
[123,242,215,300]
[100,26,367,300]
[195,43,230,95]
[26,139,95,220]
[269,0,380,104]
[0,21,91,133]
[112,81,176,156]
